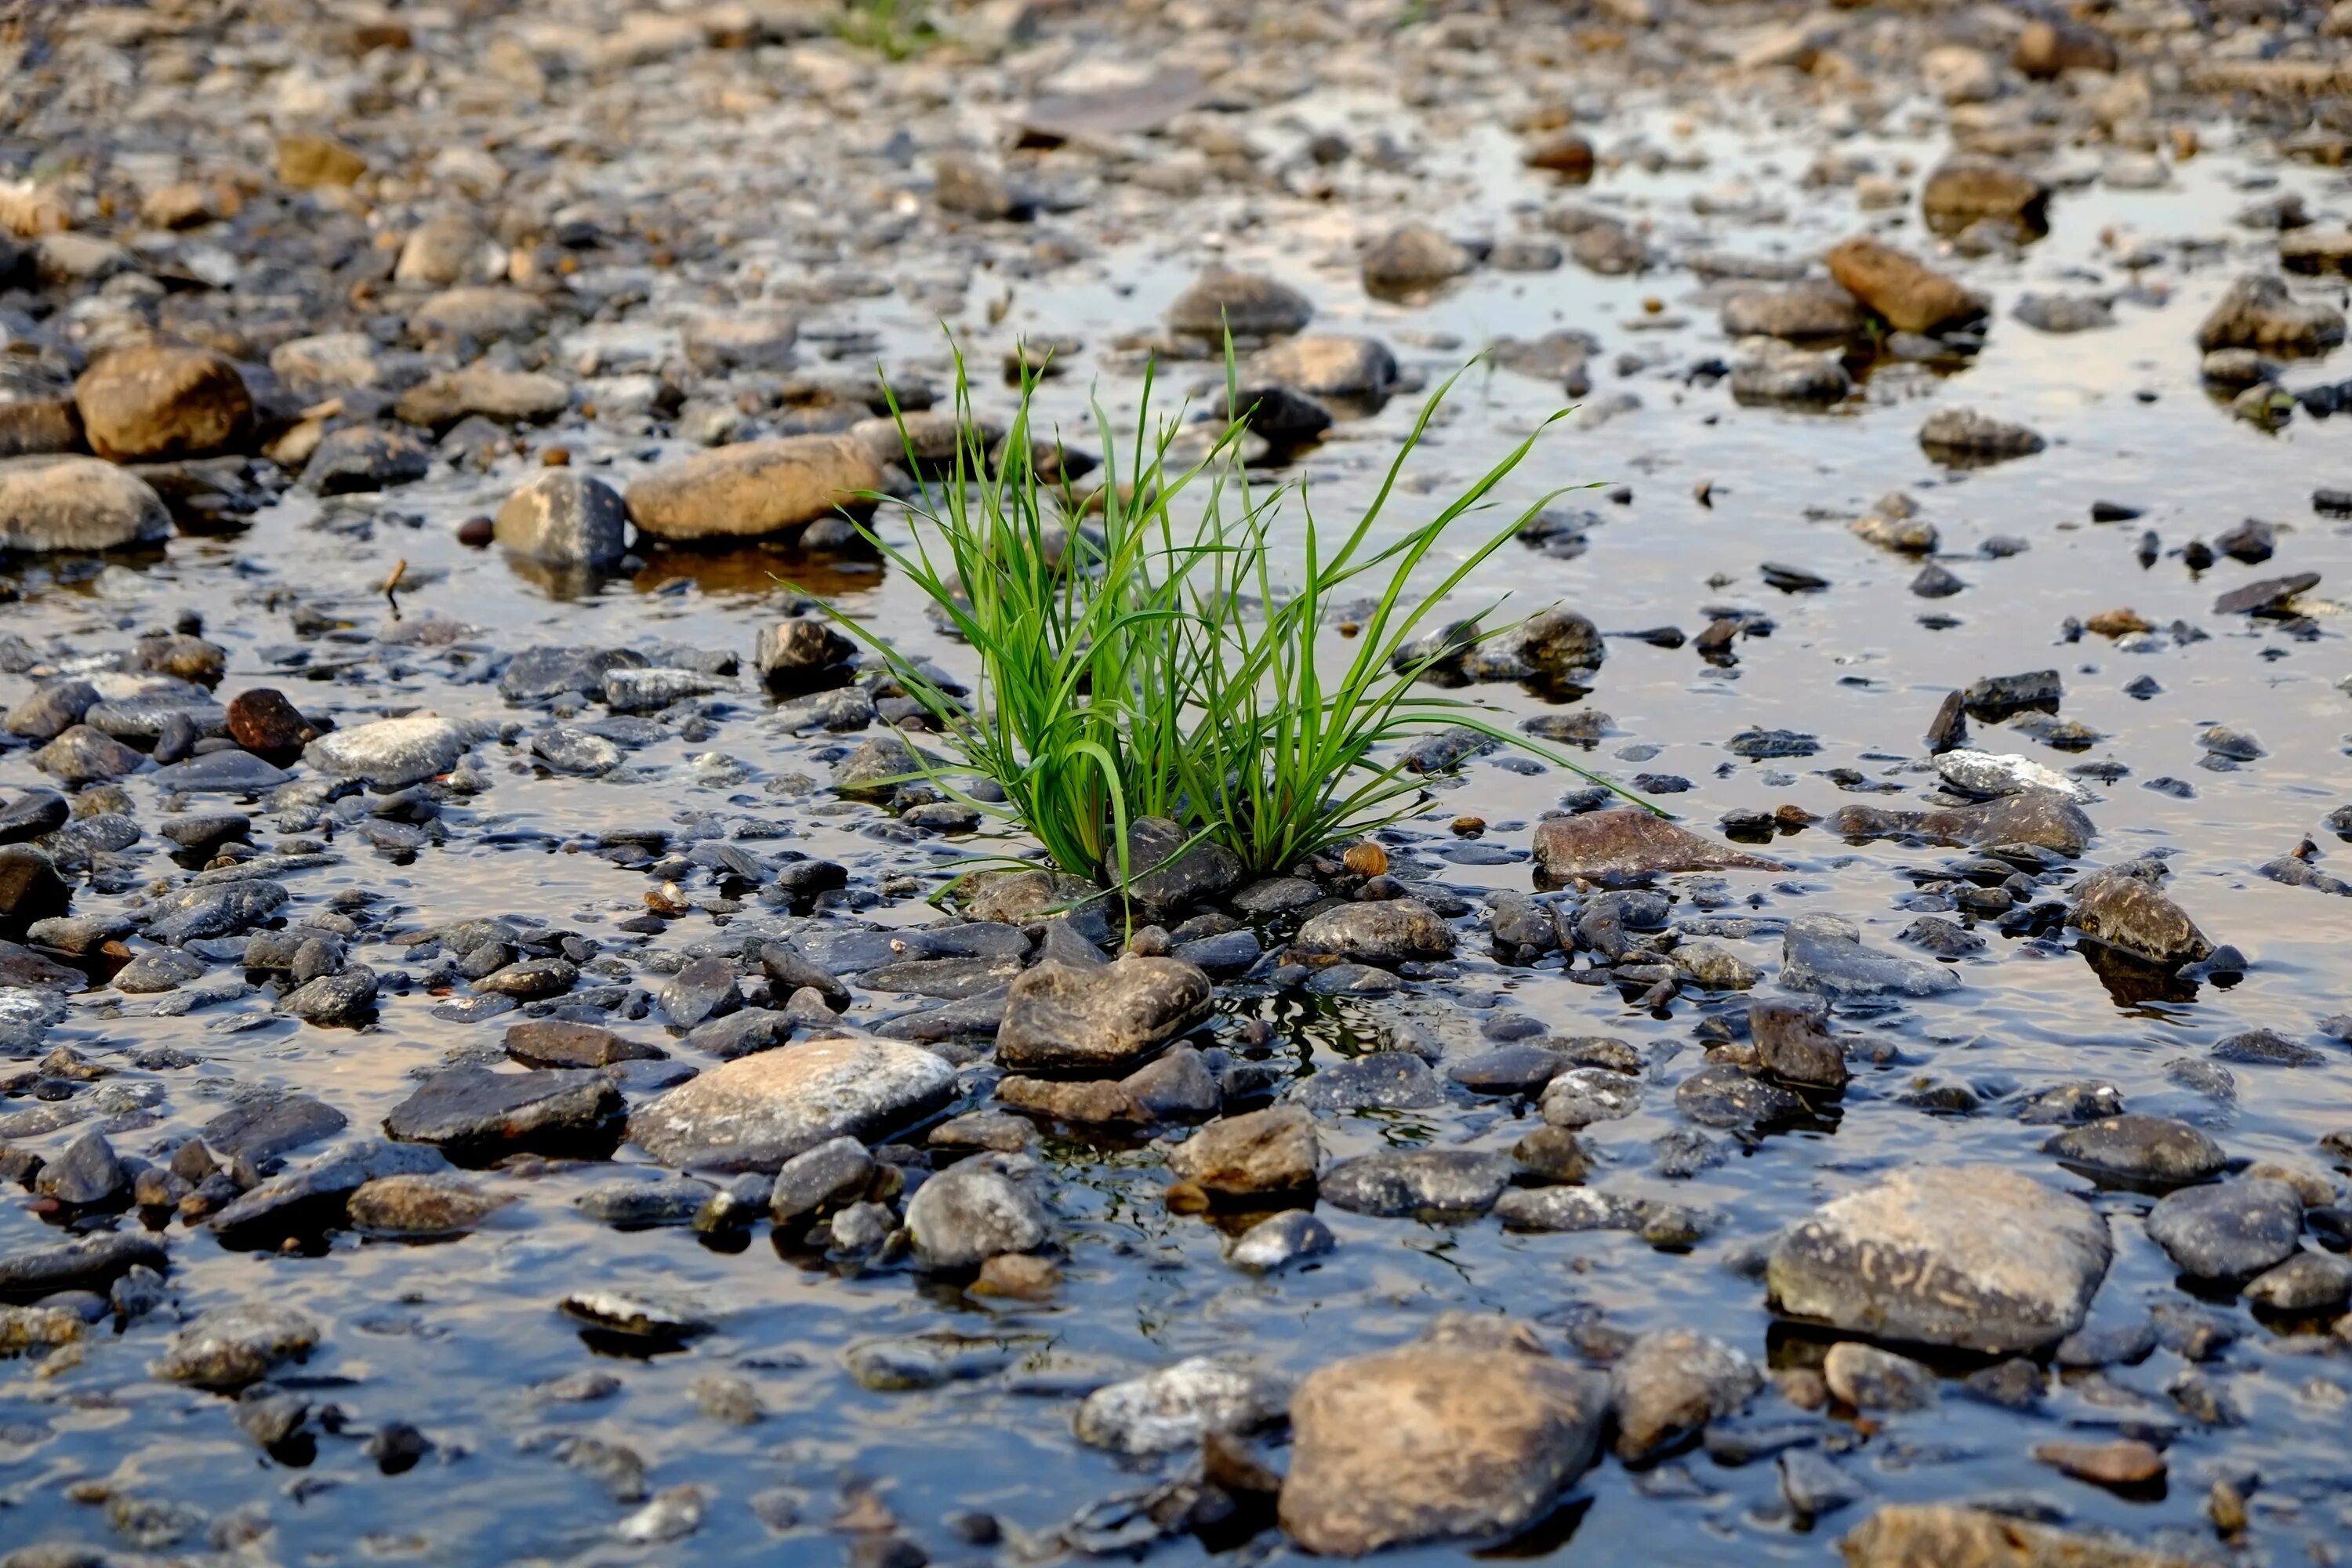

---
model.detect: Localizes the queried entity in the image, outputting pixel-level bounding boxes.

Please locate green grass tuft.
[834,0,936,60]
[798,340,1647,893]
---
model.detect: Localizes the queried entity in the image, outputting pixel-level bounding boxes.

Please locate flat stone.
[144,878,289,944]
[1676,1063,1807,1129]
[1841,1504,2202,1568]
[1831,791,2093,855]
[1320,1149,1515,1216]
[206,1140,447,1244]
[1290,1051,1443,1111]
[302,426,430,494]
[383,1068,622,1152]
[304,715,479,789]
[627,1036,956,1173]
[1279,1319,1608,1557]
[1918,408,2046,463]
[626,434,883,543]
[347,1173,510,1236]
[1166,269,1313,340]
[505,1019,663,1069]
[150,751,295,793]
[153,1304,319,1389]
[200,1094,348,1163]
[1781,916,1962,1000]
[2047,1116,2224,1185]
[1243,335,1398,397]
[995,956,1212,1075]
[2212,572,2319,615]
[1769,1165,2111,1352]
[1535,808,1784,886]
[0,1231,166,1301]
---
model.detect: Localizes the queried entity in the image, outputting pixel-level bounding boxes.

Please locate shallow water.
[5,18,2352,1568]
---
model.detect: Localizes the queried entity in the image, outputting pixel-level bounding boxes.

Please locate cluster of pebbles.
[3,0,2352,1563]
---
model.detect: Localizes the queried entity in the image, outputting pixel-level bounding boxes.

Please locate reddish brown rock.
[1533,808,1785,886]
[1826,237,1987,335]
[74,344,253,463]
[226,688,312,760]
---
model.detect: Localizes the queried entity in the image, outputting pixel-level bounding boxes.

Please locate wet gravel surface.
[3,2,2352,1564]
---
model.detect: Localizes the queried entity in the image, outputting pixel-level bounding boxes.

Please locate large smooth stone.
[1279,1316,1608,1557]
[2144,1178,2302,1280]
[74,343,252,463]
[626,1036,956,1173]
[1769,1165,2111,1352]
[625,435,883,543]
[304,715,481,789]
[1163,1105,1319,1196]
[994,956,1213,1075]
[1291,898,1455,967]
[0,456,172,552]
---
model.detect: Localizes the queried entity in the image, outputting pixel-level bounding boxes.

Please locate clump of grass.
[802,343,1642,891]
[835,0,936,60]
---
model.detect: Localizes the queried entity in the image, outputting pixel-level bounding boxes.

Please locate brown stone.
[1921,159,2052,230]
[0,397,82,459]
[1841,1504,2198,1568]
[996,1076,1142,1123]
[2065,868,2212,966]
[972,1252,1060,1300]
[505,1018,667,1069]
[1280,1322,1609,1556]
[1748,1001,1848,1087]
[2011,20,2118,80]
[276,133,368,188]
[1533,808,1785,886]
[225,688,311,758]
[1164,1105,1319,1196]
[625,434,884,543]
[395,365,568,429]
[2032,1439,2167,1489]
[74,345,253,463]
[347,1173,510,1236]
[1524,132,1595,177]
[1826,237,1987,335]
